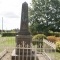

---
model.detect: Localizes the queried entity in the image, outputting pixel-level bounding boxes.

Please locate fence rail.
[43,39,56,49]
[43,39,56,60]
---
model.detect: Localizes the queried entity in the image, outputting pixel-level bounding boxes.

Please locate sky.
[0,0,32,30]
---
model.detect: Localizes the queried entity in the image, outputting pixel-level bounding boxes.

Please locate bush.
[32,34,46,46]
[56,37,60,41]
[54,32,60,37]
[47,30,54,36]
[47,31,60,37]
[32,34,46,40]
[47,36,56,43]
[2,32,17,37]
[56,40,60,52]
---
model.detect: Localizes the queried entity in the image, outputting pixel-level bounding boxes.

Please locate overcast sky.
[0,0,31,30]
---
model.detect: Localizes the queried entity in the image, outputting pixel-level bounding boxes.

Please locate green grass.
[0,37,16,52]
[0,34,2,37]
[55,52,60,60]
[4,37,15,46]
[44,50,60,60]
[43,50,60,60]
[49,52,60,60]
[0,37,15,46]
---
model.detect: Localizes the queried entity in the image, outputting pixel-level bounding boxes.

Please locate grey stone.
[18,2,30,35]
[11,2,34,60]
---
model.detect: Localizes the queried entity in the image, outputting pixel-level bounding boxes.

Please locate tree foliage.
[29,0,60,35]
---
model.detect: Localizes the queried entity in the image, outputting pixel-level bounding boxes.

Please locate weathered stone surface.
[15,2,32,55]
[12,50,34,60]
[16,35,32,45]
[16,35,32,55]
[18,2,30,35]
[11,2,34,60]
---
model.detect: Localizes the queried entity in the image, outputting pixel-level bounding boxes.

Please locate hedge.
[2,33,17,37]
[47,31,60,37]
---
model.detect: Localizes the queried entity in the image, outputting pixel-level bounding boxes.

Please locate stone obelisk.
[11,2,33,60]
[19,1,30,35]
[16,1,32,55]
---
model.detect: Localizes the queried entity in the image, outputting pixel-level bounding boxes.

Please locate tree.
[29,0,60,35]
[44,0,60,32]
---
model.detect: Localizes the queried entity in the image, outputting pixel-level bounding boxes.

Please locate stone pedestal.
[16,35,32,55]
[11,35,35,60]
[16,35,31,46]
[11,50,34,60]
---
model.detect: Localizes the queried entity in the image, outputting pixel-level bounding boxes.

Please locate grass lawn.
[0,37,15,45]
[55,52,60,60]
[46,52,60,60]
[0,37,16,52]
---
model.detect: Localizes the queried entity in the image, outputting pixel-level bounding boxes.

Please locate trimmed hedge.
[47,31,60,37]
[54,32,60,37]
[2,33,17,37]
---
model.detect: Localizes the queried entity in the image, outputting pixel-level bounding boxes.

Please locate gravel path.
[1,52,11,60]
[37,54,47,60]
[1,52,47,60]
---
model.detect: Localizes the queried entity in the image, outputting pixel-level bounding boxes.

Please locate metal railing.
[43,39,56,60]
[0,37,56,60]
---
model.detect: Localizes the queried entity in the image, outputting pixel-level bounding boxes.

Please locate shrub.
[32,34,46,40]
[47,31,60,37]
[32,34,46,46]
[56,40,60,52]
[47,30,54,36]
[56,37,60,41]
[47,36,56,43]
[2,32,17,37]
[54,32,60,37]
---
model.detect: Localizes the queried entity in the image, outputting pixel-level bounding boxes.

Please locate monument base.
[16,35,32,45]
[16,35,32,55]
[11,49,35,60]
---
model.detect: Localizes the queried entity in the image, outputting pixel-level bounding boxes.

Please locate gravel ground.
[1,52,47,60]
[1,52,11,60]
[1,49,13,60]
